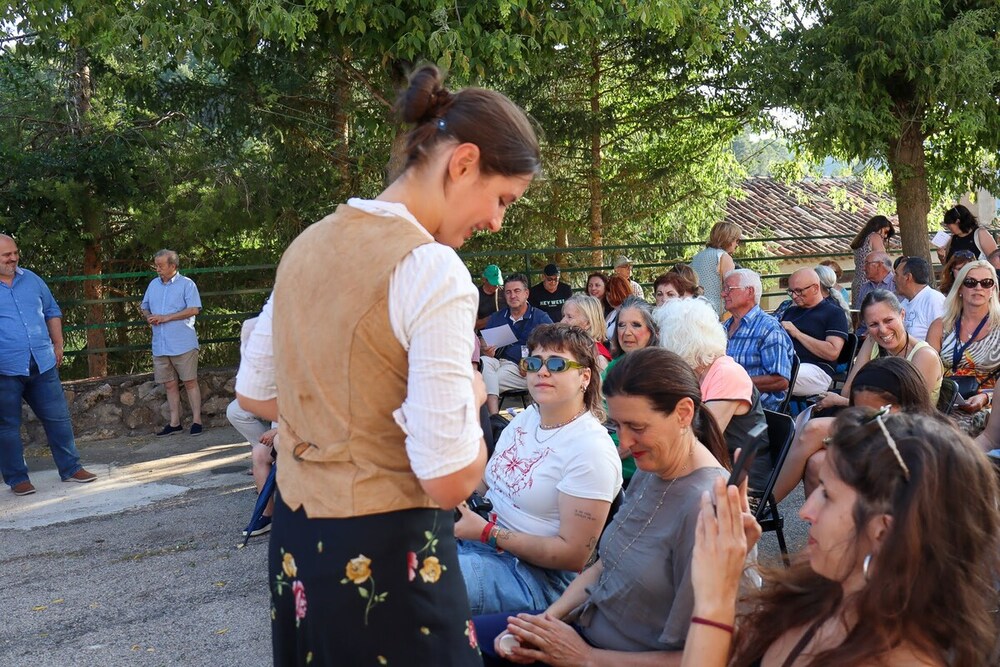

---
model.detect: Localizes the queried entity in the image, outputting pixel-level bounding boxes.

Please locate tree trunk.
[588,45,603,269]
[885,113,931,263]
[555,227,569,267]
[72,47,108,377]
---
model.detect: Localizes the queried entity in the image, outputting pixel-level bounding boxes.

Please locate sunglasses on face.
[962,278,996,289]
[519,356,586,374]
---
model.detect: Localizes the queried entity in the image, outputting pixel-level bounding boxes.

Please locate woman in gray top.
[690,221,741,316]
[476,347,731,665]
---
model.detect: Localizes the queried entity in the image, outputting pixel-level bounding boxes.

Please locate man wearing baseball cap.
[529,263,573,321]
[614,255,644,299]
[476,264,506,330]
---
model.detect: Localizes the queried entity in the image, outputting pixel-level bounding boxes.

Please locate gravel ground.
[0,427,809,666]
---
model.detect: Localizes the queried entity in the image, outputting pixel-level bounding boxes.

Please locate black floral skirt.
[269,492,481,666]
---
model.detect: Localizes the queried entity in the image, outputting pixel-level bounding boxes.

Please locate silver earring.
[862,553,873,581]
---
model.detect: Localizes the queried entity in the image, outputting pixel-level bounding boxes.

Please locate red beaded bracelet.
[691,616,734,634]
[480,521,496,544]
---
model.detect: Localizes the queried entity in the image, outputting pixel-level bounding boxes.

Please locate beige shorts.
[153,349,199,383]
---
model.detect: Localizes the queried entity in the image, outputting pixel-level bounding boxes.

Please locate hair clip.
[869,406,910,481]
[436,118,447,131]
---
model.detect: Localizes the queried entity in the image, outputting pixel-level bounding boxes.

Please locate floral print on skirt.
[270,492,481,666]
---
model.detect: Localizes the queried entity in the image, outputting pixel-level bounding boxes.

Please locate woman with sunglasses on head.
[927,260,1000,435]
[848,215,894,309]
[937,204,998,264]
[682,408,1000,667]
[475,347,734,666]
[771,356,935,503]
[455,323,623,616]
[268,65,539,666]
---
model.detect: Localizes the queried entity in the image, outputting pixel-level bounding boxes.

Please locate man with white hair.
[141,249,204,436]
[855,250,895,336]
[780,268,850,396]
[723,269,794,411]
[613,255,644,299]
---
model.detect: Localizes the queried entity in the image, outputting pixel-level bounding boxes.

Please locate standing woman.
[849,215,894,308]
[938,204,998,264]
[269,66,540,666]
[561,294,612,372]
[603,275,633,341]
[691,222,742,316]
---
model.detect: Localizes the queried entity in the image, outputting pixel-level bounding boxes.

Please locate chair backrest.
[754,410,796,521]
[937,377,961,416]
[777,354,801,414]
[838,332,859,366]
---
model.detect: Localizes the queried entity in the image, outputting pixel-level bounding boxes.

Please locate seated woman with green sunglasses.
[455,323,624,616]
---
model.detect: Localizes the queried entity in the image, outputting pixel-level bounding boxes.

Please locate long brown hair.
[603,347,730,469]
[605,275,632,309]
[527,323,605,421]
[850,214,894,250]
[394,65,541,178]
[732,409,1000,667]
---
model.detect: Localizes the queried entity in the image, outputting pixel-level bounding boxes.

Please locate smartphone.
[727,421,767,487]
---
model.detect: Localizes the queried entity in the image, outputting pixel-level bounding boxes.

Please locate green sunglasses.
[519,356,586,374]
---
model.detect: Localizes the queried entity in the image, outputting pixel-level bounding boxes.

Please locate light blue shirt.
[140,273,202,357]
[0,267,62,376]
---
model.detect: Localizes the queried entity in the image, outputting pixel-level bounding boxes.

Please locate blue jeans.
[457,539,576,616]
[0,361,82,486]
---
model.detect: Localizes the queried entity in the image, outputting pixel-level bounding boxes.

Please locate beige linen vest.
[273,204,436,517]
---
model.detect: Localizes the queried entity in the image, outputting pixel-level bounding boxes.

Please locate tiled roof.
[725,178,897,257]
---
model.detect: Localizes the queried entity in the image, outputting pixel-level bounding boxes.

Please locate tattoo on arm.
[585,536,598,555]
[574,509,597,521]
[497,529,512,545]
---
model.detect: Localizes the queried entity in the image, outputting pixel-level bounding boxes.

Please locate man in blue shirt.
[854,251,896,337]
[780,268,850,396]
[140,249,203,436]
[480,273,553,414]
[0,234,96,496]
[723,269,794,411]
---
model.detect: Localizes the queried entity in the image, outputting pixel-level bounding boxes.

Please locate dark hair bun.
[396,65,454,125]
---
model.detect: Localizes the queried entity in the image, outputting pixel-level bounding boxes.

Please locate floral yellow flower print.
[282,552,298,579]
[418,556,445,584]
[345,555,372,584]
[340,554,387,625]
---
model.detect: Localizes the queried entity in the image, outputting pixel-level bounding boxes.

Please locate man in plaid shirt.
[723,269,794,411]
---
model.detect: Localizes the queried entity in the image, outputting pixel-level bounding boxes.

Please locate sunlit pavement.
[0,427,807,666]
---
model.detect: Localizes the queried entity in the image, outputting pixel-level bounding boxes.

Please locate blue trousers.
[0,361,82,487]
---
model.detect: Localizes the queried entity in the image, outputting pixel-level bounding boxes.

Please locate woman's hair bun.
[396,65,454,125]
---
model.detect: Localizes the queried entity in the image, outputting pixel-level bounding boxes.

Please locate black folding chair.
[829,333,859,391]
[752,410,796,563]
[777,354,800,415]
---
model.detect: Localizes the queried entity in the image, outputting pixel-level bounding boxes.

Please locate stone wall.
[20,368,238,443]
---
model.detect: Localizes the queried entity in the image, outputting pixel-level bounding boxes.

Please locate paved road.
[0,428,808,666]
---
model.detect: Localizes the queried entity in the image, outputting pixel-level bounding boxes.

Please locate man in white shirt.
[894,256,945,342]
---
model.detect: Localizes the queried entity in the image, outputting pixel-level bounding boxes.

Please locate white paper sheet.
[480,324,518,348]
[931,230,952,248]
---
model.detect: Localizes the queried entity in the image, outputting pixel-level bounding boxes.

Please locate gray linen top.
[570,466,726,652]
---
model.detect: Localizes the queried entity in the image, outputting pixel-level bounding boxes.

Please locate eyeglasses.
[519,356,586,374]
[962,278,996,289]
[786,284,818,297]
[721,285,751,294]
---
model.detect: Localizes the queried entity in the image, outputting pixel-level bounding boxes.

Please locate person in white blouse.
[893,256,945,341]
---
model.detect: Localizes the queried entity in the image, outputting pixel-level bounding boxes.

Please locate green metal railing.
[41,229,993,379]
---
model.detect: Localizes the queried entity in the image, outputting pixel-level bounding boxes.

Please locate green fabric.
[602,355,635,482]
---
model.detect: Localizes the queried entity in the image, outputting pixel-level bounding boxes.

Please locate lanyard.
[952,315,989,372]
